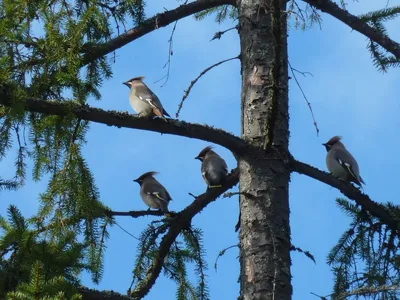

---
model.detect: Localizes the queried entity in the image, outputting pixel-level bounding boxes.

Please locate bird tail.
[162,108,171,118]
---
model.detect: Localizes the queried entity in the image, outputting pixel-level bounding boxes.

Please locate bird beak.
[123,81,130,87]
[133,178,139,183]
[322,143,327,146]
[194,156,200,160]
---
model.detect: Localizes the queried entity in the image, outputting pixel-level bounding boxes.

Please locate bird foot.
[208,184,222,189]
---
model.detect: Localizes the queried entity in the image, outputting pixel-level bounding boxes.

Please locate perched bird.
[133,171,172,213]
[123,76,171,119]
[323,136,365,187]
[195,146,228,188]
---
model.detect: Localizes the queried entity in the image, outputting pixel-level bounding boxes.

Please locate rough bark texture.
[238,0,291,299]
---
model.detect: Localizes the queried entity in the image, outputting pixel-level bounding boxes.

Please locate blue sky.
[1,0,400,299]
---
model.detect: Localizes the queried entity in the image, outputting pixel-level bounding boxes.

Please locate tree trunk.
[237,0,291,299]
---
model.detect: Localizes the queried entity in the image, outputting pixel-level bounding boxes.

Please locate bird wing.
[144,180,172,202]
[134,85,164,112]
[202,156,228,185]
[146,191,169,203]
[334,149,363,185]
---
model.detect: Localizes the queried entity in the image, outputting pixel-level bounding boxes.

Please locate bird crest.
[325,136,342,146]
[196,146,214,158]
[123,76,145,87]
[127,76,145,82]
[134,171,158,182]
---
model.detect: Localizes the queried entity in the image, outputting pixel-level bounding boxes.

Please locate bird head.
[133,171,158,185]
[195,146,214,162]
[123,76,145,88]
[322,136,342,152]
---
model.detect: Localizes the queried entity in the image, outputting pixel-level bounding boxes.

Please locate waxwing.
[195,146,228,188]
[323,136,365,187]
[133,171,172,212]
[123,76,171,119]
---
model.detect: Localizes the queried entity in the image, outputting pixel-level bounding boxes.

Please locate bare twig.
[310,292,328,300]
[154,21,179,87]
[210,25,238,41]
[188,192,199,198]
[291,67,313,78]
[176,55,239,118]
[290,244,316,264]
[214,244,238,271]
[288,61,319,136]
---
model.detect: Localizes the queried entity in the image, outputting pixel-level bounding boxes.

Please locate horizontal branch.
[303,0,400,58]
[0,91,248,155]
[105,209,164,218]
[130,168,239,299]
[290,159,400,232]
[82,0,235,65]
[78,287,131,300]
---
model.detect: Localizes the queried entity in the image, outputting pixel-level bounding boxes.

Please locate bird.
[195,146,228,189]
[133,171,172,213]
[323,136,365,187]
[123,76,171,119]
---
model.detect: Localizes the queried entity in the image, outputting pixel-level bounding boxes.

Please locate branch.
[290,158,400,232]
[176,55,240,118]
[105,210,164,218]
[288,61,319,136]
[154,20,179,87]
[0,92,248,155]
[303,0,400,59]
[81,0,235,66]
[214,244,238,271]
[210,25,238,41]
[338,285,400,298]
[130,168,239,299]
[78,287,131,300]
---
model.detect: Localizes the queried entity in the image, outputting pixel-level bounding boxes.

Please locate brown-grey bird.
[323,136,365,187]
[195,146,228,188]
[123,76,171,119]
[133,171,172,213]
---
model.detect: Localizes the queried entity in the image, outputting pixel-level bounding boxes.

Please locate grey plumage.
[123,76,171,119]
[195,146,228,188]
[323,136,365,187]
[133,171,172,212]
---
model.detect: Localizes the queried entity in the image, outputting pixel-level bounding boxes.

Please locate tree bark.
[237,0,291,299]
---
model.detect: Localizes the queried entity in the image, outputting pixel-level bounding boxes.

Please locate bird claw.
[208,184,222,189]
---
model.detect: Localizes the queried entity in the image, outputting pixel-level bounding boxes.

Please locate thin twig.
[176,55,240,118]
[310,292,328,300]
[210,26,238,41]
[154,20,179,87]
[188,192,199,199]
[214,244,238,271]
[291,67,313,78]
[113,220,140,241]
[288,61,319,136]
[290,244,316,264]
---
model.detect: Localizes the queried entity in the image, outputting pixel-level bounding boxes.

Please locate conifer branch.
[78,287,132,300]
[129,168,239,299]
[303,0,400,59]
